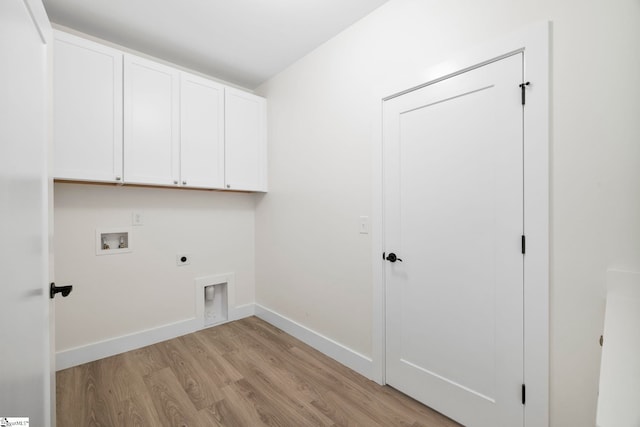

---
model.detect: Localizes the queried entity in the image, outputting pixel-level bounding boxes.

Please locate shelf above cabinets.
[52,30,267,192]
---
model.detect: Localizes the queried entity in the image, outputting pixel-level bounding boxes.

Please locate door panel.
[124,54,180,186]
[224,87,267,191]
[180,72,225,189]
[384,54,524,427]
[0,0,51,424]
[53,31,123,183]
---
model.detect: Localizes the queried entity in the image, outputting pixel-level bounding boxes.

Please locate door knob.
[50,282,73,299]
[386,253,402,263]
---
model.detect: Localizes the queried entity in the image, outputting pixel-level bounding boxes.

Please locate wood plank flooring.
[57,316,460,426]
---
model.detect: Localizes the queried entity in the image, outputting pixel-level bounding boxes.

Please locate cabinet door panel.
[224,88,267,191]
[180,73,225,189]
[124,55,179,186]
[53,31,123,182]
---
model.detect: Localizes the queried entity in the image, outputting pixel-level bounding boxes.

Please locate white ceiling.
[42,0,389,89]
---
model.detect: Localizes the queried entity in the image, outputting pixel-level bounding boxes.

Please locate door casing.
[371,21,550,427]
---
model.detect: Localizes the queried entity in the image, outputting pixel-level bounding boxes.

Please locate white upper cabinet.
[225,87,267,192]
[124,54,180,186]
[180,72,225,189]
[53,32,267,192]
[53,31,123,182]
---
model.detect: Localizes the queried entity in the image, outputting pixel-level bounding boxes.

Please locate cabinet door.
[124,54,180,186]
[53,31,123,182]
[180,72,225,189]
[224,87,267,191]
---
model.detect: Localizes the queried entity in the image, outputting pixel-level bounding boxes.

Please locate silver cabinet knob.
[115,176,121,181]
[182,181,187,185]
[173,180,178,185]
[226,184,230,189]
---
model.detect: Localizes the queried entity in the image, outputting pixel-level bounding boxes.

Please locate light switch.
[359,216,370,234]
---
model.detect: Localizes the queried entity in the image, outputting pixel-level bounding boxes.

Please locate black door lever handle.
[386,253,403,263]
[50,282,73,299]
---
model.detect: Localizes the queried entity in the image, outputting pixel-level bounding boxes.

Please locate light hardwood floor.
[57,316,460,426]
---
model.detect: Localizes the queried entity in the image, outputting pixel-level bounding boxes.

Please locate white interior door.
[383,54,524,427]
[0,0,52,425]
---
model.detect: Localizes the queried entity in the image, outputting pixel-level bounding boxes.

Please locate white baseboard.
[229,303,256,321]
[55,303,373,380]
[255,304,373,380]
[56,303,256,371]
[56,318,198,371]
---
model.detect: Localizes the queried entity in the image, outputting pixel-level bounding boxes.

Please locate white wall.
[54,183,256,352]
[254,0,640,426]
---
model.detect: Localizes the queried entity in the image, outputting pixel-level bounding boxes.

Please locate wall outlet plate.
[176,254,190,266]
[132,212,144,226]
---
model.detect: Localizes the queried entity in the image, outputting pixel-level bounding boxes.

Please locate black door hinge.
[519,82,530,105]
[522,384,526,405]
[521,235,526,254]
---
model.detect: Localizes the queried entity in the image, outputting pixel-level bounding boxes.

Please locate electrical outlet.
[132,212,143,226]
[176,254,190,266]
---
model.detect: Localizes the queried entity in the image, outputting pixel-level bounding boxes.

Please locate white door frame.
[372,21,550,427]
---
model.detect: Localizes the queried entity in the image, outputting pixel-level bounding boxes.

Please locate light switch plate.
[359,216,370,234]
